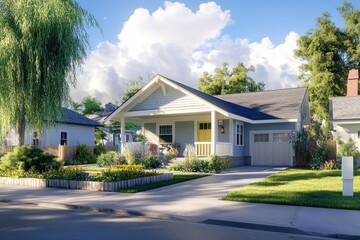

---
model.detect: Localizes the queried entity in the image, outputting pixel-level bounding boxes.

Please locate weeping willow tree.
[0,0,98,145]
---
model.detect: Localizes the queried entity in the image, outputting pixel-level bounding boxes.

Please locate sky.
[72,0,359,105]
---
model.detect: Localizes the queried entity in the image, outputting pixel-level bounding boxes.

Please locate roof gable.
[107,74,306,123]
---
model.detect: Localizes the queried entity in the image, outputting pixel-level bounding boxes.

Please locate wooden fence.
[0,145,117,161]
[294,140,337,167]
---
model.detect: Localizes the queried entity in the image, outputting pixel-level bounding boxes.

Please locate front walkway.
[0,166,359,237]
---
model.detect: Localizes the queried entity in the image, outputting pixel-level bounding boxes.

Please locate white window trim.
[158,124,174,144]
[236,122,244,146]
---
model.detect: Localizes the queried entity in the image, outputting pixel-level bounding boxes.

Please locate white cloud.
[72,1,302,105]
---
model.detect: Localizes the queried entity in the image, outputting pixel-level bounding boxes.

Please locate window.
[254,133,269,142]
[33,131,40,146]
[199,123,211,130]
[273,133,289,142]
[358,131,360,139]
[126,134,130,142]
[60,132,67,145]
[159,125,172,144]
[236,123,244,146]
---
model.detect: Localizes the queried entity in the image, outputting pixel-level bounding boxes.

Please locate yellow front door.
[198,122,211,141]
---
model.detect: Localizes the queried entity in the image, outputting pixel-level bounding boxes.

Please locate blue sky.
[72,1,359,104]
[77,0,354,48]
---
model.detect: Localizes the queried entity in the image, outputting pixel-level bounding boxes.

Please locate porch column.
[211,110,217,155]
[229,119,234,156]
[120,117,125,152]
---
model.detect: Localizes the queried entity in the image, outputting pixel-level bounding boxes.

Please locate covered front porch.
[118,110,233,157]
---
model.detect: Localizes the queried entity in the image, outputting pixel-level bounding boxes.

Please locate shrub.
[94,144,106,156]
[337,138,360,159]
[183,144,196,158]
[169,155,231,173]
[96,169,159,182]
[123,142,148,164]
[75,144,96,164]
[96,151,126,167]
[44,167,91,181]
[0,146,60,174]
[309,142,331,170]
[143,154,162,169]
[320,160,340,170]
[110,164,144,172]
[208,155,231,173]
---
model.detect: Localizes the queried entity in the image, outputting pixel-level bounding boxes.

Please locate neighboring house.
[106,74,310,167]
[330,69,360,150]
[5,108,102,146]
[86,102,135,147]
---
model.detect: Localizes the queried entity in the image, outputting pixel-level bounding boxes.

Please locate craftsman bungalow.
[107,75,310,166]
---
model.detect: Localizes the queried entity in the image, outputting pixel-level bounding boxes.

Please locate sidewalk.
[1,166,359,238]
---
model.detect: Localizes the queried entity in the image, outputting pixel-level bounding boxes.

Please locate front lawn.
[118,172,210,193]
[223,168,360,210]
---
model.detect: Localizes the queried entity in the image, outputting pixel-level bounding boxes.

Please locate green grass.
[118,172,210,193]
[223,168,360,210]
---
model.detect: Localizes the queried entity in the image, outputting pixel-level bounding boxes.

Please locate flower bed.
[0,173,173,192]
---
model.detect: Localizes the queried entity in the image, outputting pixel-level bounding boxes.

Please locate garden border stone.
[0,173,173,192]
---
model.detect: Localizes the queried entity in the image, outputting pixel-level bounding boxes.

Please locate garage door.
[251,131,292,166]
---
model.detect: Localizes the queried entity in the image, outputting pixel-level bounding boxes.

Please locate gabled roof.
[330,96,360,121]
[107,74,307,123]
[56,108,102,127]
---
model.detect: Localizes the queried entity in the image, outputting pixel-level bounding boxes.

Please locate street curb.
[202,219,360,240]
[1,198,359,239]
[0,198,181,221]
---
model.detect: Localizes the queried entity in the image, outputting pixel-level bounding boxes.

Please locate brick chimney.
[347,69,359,96]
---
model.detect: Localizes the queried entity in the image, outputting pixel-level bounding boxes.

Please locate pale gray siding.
[175,121,194,156]
[8,124,96,146]
[131,86,209,112]
[144,123,157,144]
[218,119,229,142]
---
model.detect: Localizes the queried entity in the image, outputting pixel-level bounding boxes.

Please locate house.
[106,74,310,167]
[86,102,135,147]
[5,108,102,146]
[330,69,360,150]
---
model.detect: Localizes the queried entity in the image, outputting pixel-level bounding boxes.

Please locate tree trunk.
[17,103,26,146]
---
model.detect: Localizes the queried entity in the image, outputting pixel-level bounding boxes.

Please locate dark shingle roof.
[161,75,306,120]
[330,96,360,120]
[215,88,308,120]
[56,108,102,127]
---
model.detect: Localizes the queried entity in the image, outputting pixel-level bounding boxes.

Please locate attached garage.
[250,130,293,166]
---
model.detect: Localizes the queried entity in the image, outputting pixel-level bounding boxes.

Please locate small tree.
[198,62,264,95]
[82,96,104,115]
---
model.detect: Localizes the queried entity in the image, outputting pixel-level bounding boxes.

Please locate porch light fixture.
[220,126,225,134]
[218,120,223,126]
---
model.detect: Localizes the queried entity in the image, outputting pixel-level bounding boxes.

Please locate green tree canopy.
[198,62,265,95]
[0,0,98,145]
[121,77,145,104]
[82,96,104,115]
[294,1,360,121]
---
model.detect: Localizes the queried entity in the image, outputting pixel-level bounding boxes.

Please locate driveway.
[0,166,280,222]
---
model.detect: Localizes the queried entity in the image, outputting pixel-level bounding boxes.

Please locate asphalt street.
[0,202,340,240]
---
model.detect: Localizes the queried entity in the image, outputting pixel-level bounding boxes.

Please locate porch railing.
[216,142,231,156]
[194,142,211,157]
[194,142,231,157]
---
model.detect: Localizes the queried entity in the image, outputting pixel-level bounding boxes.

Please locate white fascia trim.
[332,120,360,125]
[124,108,211,117]
[105,76,161,122]
[229,113,297,124]
[158,76,233,118]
